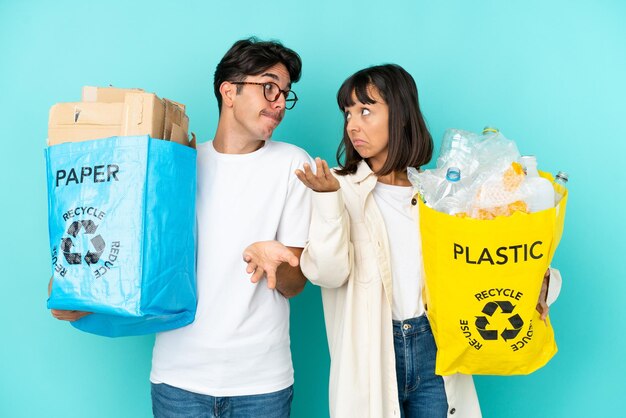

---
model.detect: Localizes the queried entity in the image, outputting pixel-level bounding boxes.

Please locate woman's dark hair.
[213,37,302,112]
[335,64,433,176]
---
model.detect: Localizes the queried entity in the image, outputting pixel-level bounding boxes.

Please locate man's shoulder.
[196,141,212,156]
[267,140,309,155]
[266,140,312,162]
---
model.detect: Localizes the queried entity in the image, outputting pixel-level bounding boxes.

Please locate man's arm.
[275,247,306,298]
[242,241,307,298]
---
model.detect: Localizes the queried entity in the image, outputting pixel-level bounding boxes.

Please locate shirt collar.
[352,160,377,184]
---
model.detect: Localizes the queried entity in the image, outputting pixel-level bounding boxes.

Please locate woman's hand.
[536,268,550,321]
[295,157,340,192]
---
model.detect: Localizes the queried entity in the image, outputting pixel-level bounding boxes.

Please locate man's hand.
[295,157,340,193]
[48,276,92,322]
[243,241,299,290]
[51,309,92,322]
[536,268,551,321]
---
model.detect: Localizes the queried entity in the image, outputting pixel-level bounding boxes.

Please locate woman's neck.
[376,169,411,186]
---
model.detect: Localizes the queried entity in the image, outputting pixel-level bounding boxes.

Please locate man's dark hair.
[335,64,433,176]
[213,37,302,112]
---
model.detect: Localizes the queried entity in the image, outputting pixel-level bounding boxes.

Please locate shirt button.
[411,198,418,206]
[450,408,456,414]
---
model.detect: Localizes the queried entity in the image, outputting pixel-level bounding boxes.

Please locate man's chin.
[261,127,276,140]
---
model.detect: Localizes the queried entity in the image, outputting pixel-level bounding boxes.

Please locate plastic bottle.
[436,129,479,176]
[553,171,569,205]
[475,126,521,169]
[482,126,499,136]
[433,167,467,215]
[519,156,555,212]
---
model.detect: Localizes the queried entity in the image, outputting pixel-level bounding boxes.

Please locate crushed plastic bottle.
[432,167,467,215]
[475,127,521,169]
[436,129,480,177]
[409,127,560,220]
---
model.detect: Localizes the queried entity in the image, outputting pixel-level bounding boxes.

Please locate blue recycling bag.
[46,135,197,337]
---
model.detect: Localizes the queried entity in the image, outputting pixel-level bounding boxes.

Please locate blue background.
[1,1,624,417]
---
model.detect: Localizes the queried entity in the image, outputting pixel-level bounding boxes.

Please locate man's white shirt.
[150,140,312,396]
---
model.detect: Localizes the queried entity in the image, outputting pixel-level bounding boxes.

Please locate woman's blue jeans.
[393,314,448,418]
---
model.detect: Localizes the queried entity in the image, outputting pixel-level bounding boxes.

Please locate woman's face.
[344,85,390,170]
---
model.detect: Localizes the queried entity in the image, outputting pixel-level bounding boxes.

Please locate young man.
[148,38,312,418]
[51,38,311,417]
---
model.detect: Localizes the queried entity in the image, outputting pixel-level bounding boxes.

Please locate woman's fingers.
[297,159,338,192]
[303,163,321,187]
[295,169,313,189]
[322,159,332,178]
[315,158,325,179]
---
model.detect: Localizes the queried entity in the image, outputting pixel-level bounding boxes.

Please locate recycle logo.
[475,301,524,341]
[60,220,106,265]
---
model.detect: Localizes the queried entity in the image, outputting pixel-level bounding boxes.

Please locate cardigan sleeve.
[547,267,562,306]
[300,189,354,289]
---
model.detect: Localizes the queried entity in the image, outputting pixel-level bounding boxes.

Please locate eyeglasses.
[230,81,298,110]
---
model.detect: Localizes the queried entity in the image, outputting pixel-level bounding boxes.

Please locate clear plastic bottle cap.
[446,167,461,182]
[555,171,569,183]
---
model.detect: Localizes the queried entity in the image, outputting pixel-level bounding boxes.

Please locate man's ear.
[220,81,236,108]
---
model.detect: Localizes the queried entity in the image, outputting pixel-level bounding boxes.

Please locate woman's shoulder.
[331,168,354,186]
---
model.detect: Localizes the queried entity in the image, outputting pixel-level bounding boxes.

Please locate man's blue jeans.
[393,315,448,418]
[151,383,293,418]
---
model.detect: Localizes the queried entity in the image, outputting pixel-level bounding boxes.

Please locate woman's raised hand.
[296,157,340,193]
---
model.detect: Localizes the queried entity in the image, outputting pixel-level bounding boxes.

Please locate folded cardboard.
[48,87,190,147]
[82,86,144,103]
[163,98,189,145]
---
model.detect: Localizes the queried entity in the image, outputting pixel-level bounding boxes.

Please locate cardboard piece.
[48,87,190,147]
[48,102,126,144]
[82,86,144,103]
[163,99,187,141]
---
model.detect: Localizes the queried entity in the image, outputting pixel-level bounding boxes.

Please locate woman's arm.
[301,190,353,288]
[297,159,353,289]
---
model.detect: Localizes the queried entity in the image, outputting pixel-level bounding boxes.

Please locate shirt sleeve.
[276,153,313,248]
[547,267,562,306]
[301,189,353,288]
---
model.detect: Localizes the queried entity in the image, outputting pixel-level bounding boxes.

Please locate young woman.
[295,64,482,418]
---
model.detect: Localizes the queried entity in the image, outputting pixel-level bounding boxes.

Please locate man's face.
[231,63,291,141]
